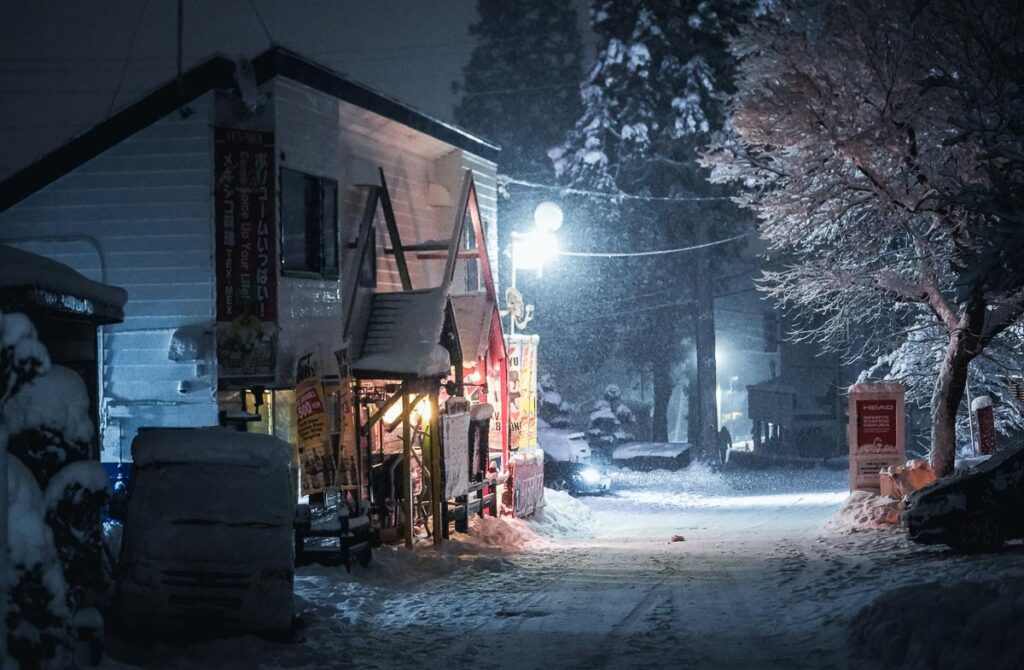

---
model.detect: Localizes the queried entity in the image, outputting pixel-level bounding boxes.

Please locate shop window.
[359,227,377,288]
[281,168,339,278]
[463,212,480,292]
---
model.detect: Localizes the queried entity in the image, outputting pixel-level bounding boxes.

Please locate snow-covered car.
[540,428,610,495]
[611,442,692,471]
[904,444,1024,551]
[117,428,296,632]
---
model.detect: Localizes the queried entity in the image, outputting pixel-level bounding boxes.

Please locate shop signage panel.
[214,127,277,381]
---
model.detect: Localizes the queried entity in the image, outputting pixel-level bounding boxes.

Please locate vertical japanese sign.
[295,353,331,495]
[214,127,277,381]
[848,383,905,492]
[506,334,539,451]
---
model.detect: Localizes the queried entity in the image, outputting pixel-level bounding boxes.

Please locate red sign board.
[214,127,277,323]
[855,400,899,454]
[214,128,277,381]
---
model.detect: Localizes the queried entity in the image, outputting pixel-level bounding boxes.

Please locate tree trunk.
[694,246,719,462]
[686,370,699,446]
[930,302,984,477]
[652,360,672,442]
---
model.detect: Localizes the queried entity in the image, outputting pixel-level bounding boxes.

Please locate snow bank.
[529,489,596,539]
[852,580,1024,669]
[827,491,903,532]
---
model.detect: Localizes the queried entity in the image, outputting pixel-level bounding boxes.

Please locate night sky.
[0,0,479,181]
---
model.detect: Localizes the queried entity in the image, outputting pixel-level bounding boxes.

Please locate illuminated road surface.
[105,466,870,669]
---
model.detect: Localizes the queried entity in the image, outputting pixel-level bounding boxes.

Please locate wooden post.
[401,384,413,549]
[430,394,443,545]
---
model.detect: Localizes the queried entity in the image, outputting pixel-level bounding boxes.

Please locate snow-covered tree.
[454,0,583,287]
[3,312,110,668]
[586,384,639,449]
[704,0,1024,475]
[551,0,754,457]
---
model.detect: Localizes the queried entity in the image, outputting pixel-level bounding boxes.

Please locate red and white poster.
[848,383,905,492]
[214,127,277,381]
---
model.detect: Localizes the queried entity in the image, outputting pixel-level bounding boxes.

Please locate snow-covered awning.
[0,243,127,324]
[351,286,451,380]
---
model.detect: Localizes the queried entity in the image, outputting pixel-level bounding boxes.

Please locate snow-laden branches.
[704,0,1024,472]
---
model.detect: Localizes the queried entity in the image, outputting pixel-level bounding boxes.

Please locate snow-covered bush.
[6,455,71,669]
[4,365,94,488]
[538,373,574,429]
[585,384,638,450]
[3,311,108,668]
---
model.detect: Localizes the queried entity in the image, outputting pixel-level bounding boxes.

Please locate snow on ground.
[99,464,1024,669]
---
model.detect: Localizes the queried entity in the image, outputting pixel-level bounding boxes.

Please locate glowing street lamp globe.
[533,201,564,232]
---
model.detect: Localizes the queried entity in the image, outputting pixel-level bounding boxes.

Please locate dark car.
[544,457,610,495]
[904,444,1024,551]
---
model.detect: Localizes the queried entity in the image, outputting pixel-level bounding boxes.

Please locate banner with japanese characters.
[214,127,277,381]
[506,334,539,451]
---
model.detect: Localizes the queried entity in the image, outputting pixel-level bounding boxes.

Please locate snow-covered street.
[97,465,1024,669]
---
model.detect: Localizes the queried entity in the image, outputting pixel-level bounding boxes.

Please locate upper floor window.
[281,168,339,278]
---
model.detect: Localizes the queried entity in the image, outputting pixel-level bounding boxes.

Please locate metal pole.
[509,250,517,336]
[401,385,413,549]
[430,394,442,545]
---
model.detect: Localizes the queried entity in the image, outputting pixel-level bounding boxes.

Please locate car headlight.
[580,467,602,485]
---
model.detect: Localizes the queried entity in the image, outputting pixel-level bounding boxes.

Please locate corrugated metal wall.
[0,93,218,463]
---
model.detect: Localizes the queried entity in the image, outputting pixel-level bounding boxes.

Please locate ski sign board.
[848,382,905,492]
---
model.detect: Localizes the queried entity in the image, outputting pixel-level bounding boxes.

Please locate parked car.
[117,427,296,632]
[904,444,1024,551]
[540,428,610,496]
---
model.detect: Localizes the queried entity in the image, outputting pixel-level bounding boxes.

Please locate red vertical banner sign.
[973,396,997,456]
[848,383,906,492]
[214,127,278,381]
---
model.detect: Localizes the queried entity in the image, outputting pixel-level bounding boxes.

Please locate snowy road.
[102,466,1024,669]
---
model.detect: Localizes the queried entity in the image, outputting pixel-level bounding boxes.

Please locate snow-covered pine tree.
[703,0,1024,475]
[551,0,753,456]
[454,0,583,284]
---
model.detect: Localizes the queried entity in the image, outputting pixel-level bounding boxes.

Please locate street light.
[506,202,563,334]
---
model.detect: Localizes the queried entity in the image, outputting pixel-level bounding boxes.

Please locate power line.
[107,0,152,117]
[560,233,749,258]
[500,175,734,203]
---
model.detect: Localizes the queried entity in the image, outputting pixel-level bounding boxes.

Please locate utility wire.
[245,0,275,44]
[560,233,749,258]
[106,0,152,117]
[500,175,734,203]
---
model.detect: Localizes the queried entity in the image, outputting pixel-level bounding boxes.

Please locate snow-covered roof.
[451,291,496,361]
[131,427,293,468]
[0,243,128,310]
[351,286,451,379]
[612,442,691,460]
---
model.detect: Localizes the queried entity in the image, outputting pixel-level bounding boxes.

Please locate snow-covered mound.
[529,488,596,539]
[828,490,903,532]
[852,580,1024,669]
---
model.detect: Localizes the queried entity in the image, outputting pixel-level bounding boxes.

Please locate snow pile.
[528,488,596,539]
[852,580,1024,669]
[465,515,538,549]
[827,490,903,532]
